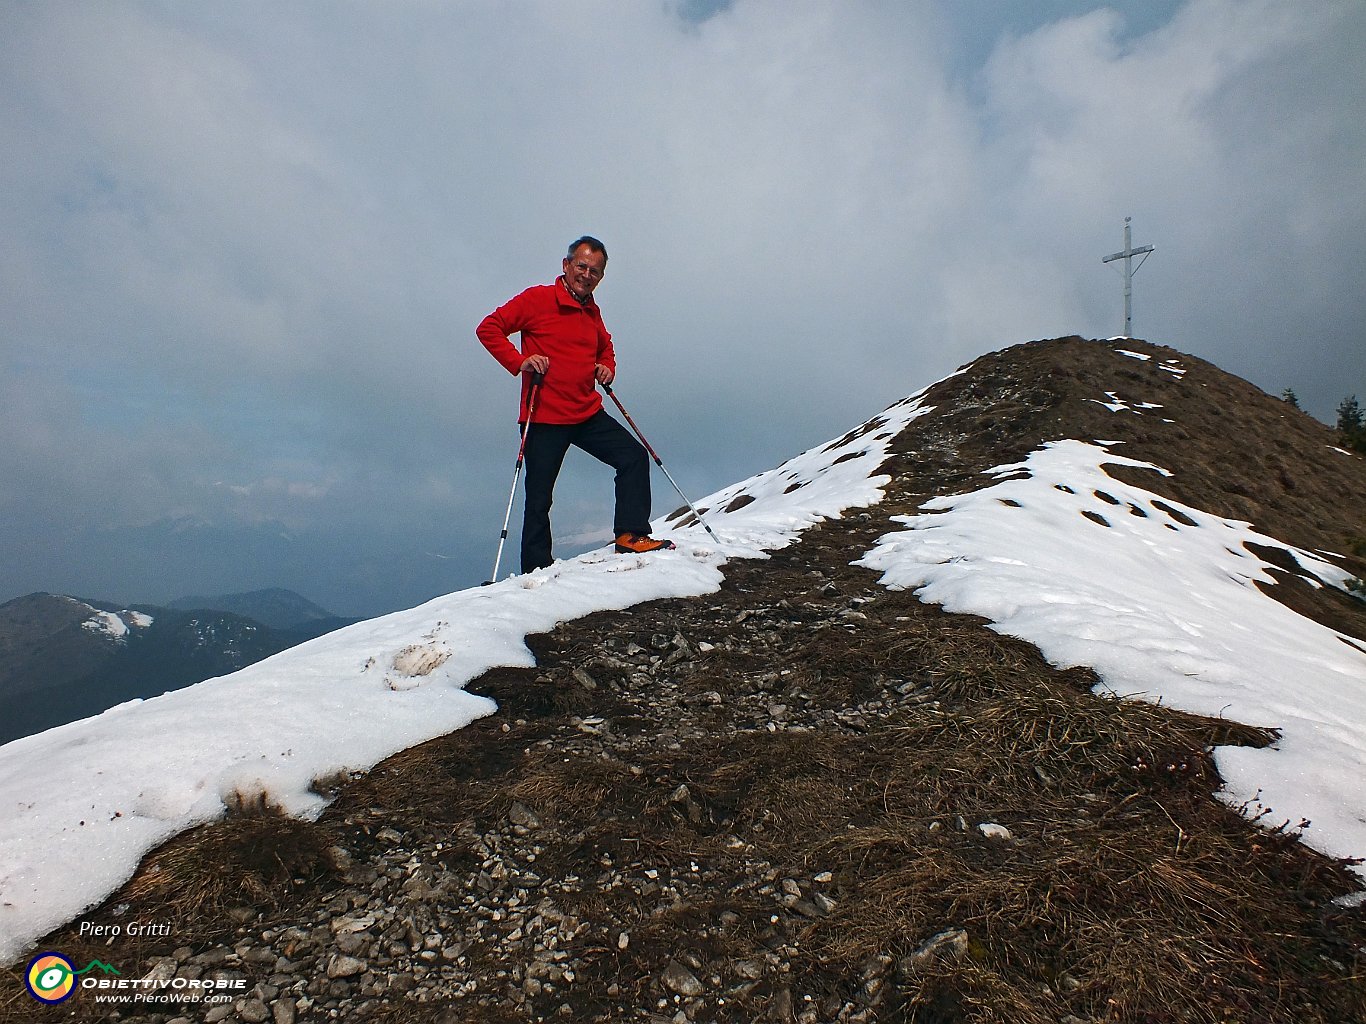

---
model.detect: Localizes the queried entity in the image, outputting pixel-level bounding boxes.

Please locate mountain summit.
[1,337,1363,1022]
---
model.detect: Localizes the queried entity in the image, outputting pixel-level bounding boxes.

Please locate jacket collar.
[556,275,597,310]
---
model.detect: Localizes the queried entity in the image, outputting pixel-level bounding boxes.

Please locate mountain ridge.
[3,336,1364,1023]
[165,587,340,631]
[0,591,360,745]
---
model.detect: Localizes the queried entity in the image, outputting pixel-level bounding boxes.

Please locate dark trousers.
[521,410,651,573]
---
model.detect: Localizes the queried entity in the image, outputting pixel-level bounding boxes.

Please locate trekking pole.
[600,383,718,542]
[485,371,544,585]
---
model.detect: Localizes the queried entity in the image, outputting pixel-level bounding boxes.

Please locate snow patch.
[80,609,152,641]
[82,610,129,639]
[857,439,1366,875]
[1087,392,1164,414]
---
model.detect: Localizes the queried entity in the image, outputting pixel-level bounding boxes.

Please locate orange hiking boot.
[614,532,677,554]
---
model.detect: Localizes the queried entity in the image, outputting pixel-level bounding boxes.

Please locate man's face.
[563,245,606,299]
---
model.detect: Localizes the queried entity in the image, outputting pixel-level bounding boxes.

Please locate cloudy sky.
[3,0,1363,618]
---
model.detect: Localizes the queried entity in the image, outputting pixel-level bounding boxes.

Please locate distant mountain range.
[164,587,338,630]
[0,589,360,745]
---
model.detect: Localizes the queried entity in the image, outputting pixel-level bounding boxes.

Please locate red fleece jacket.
[476,278,615,424]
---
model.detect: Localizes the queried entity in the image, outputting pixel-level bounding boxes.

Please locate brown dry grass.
[115,814,338,923]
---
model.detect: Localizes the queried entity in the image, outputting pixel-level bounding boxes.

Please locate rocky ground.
[7,338,1366,1024]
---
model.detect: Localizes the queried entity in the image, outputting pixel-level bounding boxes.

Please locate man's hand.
[595,363,615,385]
[521,354,550,375]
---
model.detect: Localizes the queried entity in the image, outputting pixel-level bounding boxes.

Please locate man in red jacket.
[477,236,675,574]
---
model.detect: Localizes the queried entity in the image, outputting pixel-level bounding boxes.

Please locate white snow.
[0,390,935,966]
[79,608,154,640]
[1086,392,1163,415]
[858,437,1366,875]
[81,610,129,639]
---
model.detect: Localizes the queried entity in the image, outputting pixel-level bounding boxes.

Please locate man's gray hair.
[567,235,608,262]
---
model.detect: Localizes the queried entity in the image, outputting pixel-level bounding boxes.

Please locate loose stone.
[661,960,705,997]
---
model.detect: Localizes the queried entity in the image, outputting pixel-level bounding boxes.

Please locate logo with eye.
[26,952,77,1004]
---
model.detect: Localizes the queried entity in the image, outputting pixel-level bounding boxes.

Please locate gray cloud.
[2,0,1361,616]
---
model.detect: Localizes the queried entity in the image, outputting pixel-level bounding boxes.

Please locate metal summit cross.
[1101,216,1155,338]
